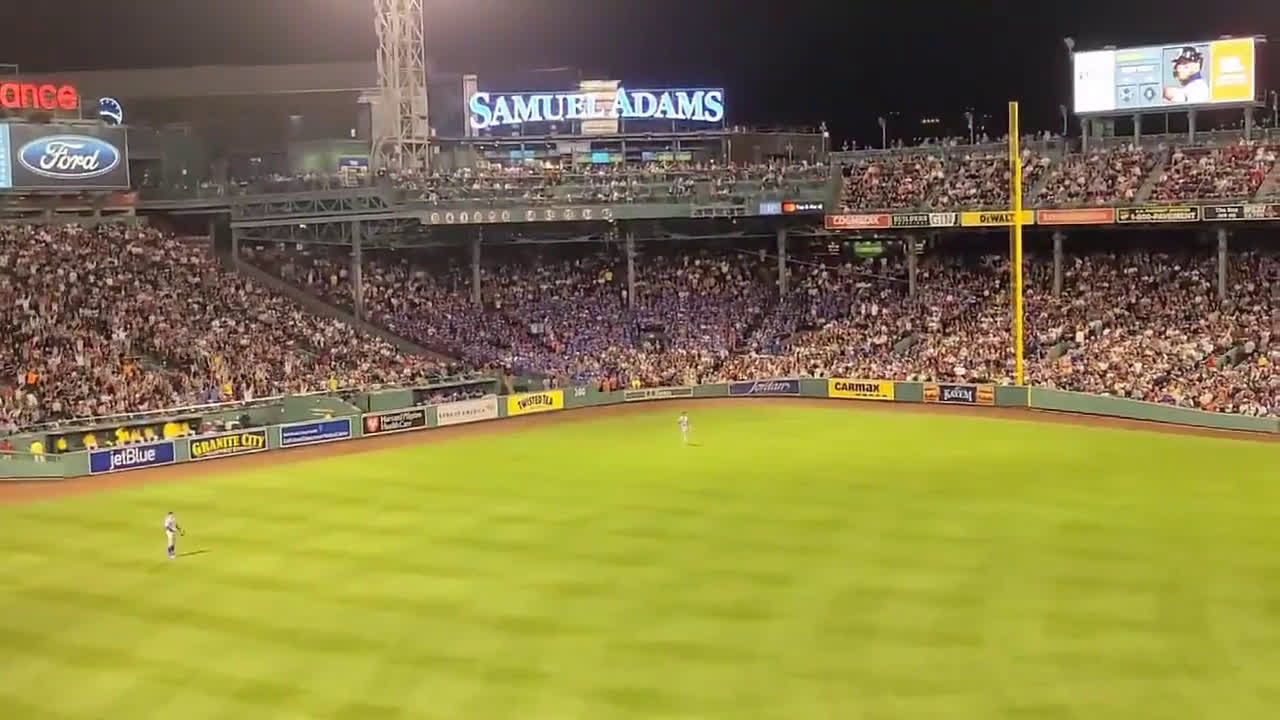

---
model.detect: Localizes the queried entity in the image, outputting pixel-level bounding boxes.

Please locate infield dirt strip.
[1,398,1273,505]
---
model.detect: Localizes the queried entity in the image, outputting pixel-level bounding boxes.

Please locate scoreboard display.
[1074,37,1258,114]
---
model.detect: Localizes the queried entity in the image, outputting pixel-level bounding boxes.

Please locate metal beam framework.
[374,0,430,172]
[232,217,422,246]
[230,190,396,224]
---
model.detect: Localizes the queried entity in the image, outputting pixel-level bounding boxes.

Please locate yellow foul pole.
[1007,101,1025,386]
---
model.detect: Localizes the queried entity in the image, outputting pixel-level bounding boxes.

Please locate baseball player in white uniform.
[678,411,690,445]
[164,511,183,559]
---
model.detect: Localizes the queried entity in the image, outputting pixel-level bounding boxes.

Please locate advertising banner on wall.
[1115,206,1200,223]
[959,211,1036,227]
[890,212,958,228]
[506,390,565,416]
[362,408,428,436]
[824,213,891,230]
[1037,208,1116,225]
[1202,204,1280,221]
[88,441,176,475]
[279,418,353,448]
[923,383,996,406]
[2,123,130,189]
[827,379,895,401]
[188,429,269,461]
[728,379,800,396]
[623,386,695,402]
[436,397,500,426]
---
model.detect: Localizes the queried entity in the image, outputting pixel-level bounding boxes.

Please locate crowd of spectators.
[244,244,782,389]
[840,152,947,210]
[246,238,1280,418]
[721,251,1279,416]
[1033,144,1155,207]
[5,223,1278,430]
[391,161,827,206]
[837,140,1280,212]
[1150,143,1278,202]
[0,224,448,431]
[929,149,1051,209]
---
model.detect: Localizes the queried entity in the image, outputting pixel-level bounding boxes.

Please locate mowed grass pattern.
[3,404,1280,719]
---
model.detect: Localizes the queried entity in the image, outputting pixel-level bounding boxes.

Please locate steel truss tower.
[373,0,429,171]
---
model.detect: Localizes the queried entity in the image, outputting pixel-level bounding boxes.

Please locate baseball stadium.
[2,3,1279,719]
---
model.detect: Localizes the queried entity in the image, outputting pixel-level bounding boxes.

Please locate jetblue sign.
[6,124,130,189]
[89,441,176,475]
[469,87,725,130]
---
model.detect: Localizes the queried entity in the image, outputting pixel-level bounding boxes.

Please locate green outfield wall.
[1028,388,1279,433]
[4,380,1275,481]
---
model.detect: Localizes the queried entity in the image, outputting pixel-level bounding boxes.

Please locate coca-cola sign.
[6,125,130,189]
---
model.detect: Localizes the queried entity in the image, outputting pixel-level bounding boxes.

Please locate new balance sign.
[436,397,499,427]
[623,386,695,402]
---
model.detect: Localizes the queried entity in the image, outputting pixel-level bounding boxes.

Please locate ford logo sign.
[17,135,121,181]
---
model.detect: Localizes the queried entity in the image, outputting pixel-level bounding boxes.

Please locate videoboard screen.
[0,123,130,190]
[1074,37,1256,114]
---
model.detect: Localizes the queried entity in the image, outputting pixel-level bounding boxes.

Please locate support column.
[625,232,636,309]
[1052,230,1064,297]
[471,231,482,307]
[1189,109,1197,144]
[1217,227,1228,300]
[776,227,787,297]
[1132,114,1141,145]
[1244,108,1254,139]
[906,234,918,299]
[1080,118,1089,152]
[230,227,241,266]
[351,220,363,320]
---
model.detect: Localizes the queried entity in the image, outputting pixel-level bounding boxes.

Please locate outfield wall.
[2,381,1275,480]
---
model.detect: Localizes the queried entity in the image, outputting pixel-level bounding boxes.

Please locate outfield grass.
[2,404,1280,719]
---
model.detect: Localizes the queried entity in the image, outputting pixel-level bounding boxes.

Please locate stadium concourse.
[140,160,830,204]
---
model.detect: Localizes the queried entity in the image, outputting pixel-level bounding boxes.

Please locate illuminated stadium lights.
[0,82,79,111]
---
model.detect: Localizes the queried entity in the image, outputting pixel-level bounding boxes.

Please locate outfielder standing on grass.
[164,511,184,559]
[679,411,691,445]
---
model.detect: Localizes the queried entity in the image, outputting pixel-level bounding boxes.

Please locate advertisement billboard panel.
[89,441,176,475]
[362,408,428,436]
[279,418,353,448]
[506,390,565,416]
[1074,37,1257,114]
[728,379,800,396]
[824,213,890,230]
[1,124,130,189]
[188,430,269,462]
[436,397,500,426]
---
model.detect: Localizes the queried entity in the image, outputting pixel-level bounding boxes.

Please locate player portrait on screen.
[1163,46,1210,104]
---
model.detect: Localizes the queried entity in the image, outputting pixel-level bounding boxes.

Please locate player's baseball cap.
[1172,47,1203,66]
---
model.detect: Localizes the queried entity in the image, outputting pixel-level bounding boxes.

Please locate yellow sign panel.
[1209,38,1255,103]
[506,390,565,416]
[960,210,1036,227]
[827,379,895,401]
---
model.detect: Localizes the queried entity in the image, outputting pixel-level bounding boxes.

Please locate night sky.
[3,0,1274,142]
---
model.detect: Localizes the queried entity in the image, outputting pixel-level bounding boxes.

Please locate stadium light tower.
[374,0,430,171]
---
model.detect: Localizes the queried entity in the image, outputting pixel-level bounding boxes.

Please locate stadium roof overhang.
[11,62,377,101]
